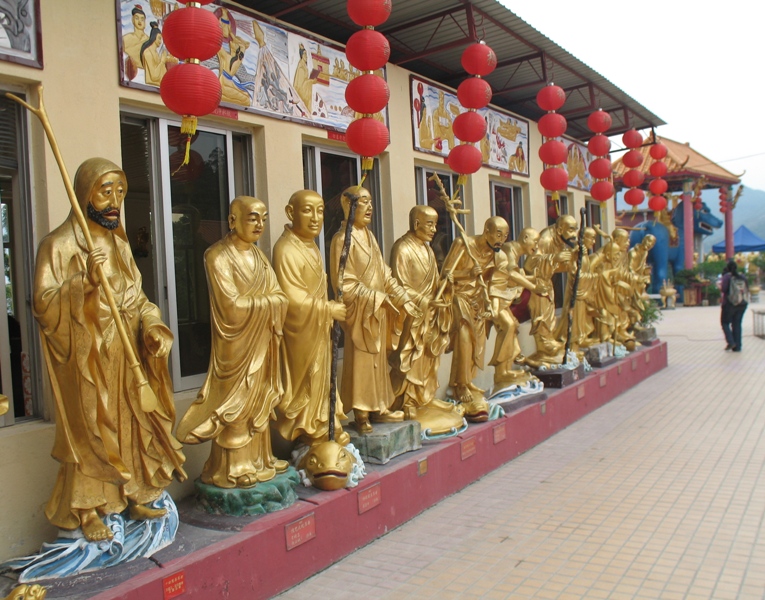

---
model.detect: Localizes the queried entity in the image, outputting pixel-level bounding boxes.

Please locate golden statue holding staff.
[442,216,509,420]
[389,206,465,435]
[329,186,420,435]
[177,197,290,488]
[33,158,186,541]
[273,190,349,447]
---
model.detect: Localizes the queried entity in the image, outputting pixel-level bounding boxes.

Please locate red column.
[725,202,734,259]
[683,180,694,269]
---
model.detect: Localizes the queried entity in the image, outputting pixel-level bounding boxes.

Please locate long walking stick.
[563,207,587,365]
[328,187,361,442]
[7,85,158,412]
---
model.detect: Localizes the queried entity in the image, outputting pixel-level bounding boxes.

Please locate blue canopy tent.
[712,225,765,253]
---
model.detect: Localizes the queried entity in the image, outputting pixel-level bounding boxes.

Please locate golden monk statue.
[491,227,549,386]
[389,206,465,435]
[523,215,578,367]
[329,187,420,434]
[553,226,600,351]
[33,158,186,542]
[177,197,290,487]
[627,233,656,325]
[591,241,634,346]
[273,190,349,447]
[442,217,508,420]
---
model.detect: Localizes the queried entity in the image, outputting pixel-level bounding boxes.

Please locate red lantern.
[536,84,566,112]
[622,149,643,169]
[538,112,567,139]
[590,180,615,202]
[624,188,645,206]
[457,77,492,109]
[649,178,668,196]
[622,169,645,188]
[622,129,643,149]
[588,157,612,180]
[160,62,221,117]
[538,140,567,165]
[587,109,612,133]
[453,111,487,143]
[648,195,667,211]
[719,203,728,213]
[540,167,568,192]
[162,6,222,62]
[447,144,483,175]
[345,117,389,157]
[347,0,392,27]
[588,134,611,157]
[345,29,390,71]
[461,42,497,77]
[649,143,668,160]
[694,200,703,211]
[719,188,728,200]
[649,161,667,177]
[345,74,390,114]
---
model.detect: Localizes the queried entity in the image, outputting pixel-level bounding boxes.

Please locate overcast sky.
[501,1,765,192]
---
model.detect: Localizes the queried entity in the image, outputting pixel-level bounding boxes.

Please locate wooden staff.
[6,85,158,412]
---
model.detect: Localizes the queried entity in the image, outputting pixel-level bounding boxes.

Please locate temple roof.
[613,133,741,190]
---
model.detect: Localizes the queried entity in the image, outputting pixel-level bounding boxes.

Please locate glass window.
[492,182,524,241]
[546,193,569,227]
[586,200,603,250]
[121,114,253,392]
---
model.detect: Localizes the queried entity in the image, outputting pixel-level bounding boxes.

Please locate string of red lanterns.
[446,41,496,183]
[536,83,567,200]
[719,186,730,213]
[344,0,392,172]
[159,0,222,169]
[621,129,645,211]
[586,109,614,205]
[647,141,668,212]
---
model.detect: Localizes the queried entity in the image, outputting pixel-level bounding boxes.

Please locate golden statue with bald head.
[178,196,290,488]
[272,190,349,447]
[33,158,186,542]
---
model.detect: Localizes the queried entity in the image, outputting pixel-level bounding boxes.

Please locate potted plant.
[634,299,662,343]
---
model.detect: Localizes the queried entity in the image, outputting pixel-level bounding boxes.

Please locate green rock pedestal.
[348,420,422,465]
[194,468,301,516]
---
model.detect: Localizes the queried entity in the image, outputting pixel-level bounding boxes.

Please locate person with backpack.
[721,259,749,352]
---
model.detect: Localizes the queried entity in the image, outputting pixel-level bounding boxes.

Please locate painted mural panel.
[562,137,593,191]
[410,76,529,177]
[0,0,42,68]
[117,1,386,131]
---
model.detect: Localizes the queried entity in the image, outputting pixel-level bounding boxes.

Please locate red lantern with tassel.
[447,144,483,175]
[347,0,392,27]
[461,41,497,76]
[457,77,492,109]
[345,74,390,115]
[539,140,567,166]
[540,167,568,192]
[345,29,390,71]
[586,109,613,203]
[648,195,667,212]
[345,117,390,159]
[453,110,487,143]
[591,180,615,202]
[649,178,668,196]
[160,62,222,121]
[624,188,645,207]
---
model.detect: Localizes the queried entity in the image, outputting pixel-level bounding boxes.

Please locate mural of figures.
[117,1,387,132]
[565,140,593,190]
[0,0,41,68]
[411,76,530,176]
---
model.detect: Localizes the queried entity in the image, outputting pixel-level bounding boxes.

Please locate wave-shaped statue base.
[2,492,178,583]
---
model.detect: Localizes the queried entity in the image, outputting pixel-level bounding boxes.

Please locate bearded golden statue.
[329,187,421,434]
[273,190,349,446]
[33,158,186,542]
[389,206,465,436]
[177,197,290,488]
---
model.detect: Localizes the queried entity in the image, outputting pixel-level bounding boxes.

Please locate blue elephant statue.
[629,200,723,293]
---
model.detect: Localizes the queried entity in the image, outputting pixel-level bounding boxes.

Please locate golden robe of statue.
[330,187,416,434]
[273,190,348,446]
[591,241,635,345]
[177,197,289,488]
[34,158,186,541]
[443,217,508,413]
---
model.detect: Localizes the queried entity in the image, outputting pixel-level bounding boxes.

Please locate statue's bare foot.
[79,509,113,542]
[273,459,290,474]
[467,382,485,394]
[336,430,351,446]
[129,503,167,521]
[355,411,373,434]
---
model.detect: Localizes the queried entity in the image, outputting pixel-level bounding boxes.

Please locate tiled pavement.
[278,303,765,599]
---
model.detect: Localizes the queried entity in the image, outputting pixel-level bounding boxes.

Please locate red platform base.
[90,342,667,600]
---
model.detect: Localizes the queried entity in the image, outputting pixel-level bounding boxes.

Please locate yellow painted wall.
[0,0,612,561]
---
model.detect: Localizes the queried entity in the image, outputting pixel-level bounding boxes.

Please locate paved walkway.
[278,303,765,600]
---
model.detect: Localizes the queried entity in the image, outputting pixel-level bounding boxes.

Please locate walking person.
[721,260,749,352]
